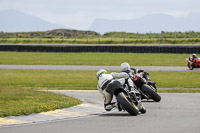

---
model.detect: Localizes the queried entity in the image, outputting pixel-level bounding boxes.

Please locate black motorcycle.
[130,72,161,102]
[105,80,146,116]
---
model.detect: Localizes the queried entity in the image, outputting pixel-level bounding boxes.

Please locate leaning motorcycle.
[105,80,146,116]
[130,72,161,102]
[185,58,200,70]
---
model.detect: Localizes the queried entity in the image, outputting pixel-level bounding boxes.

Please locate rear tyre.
[142,84,161,102]
[116,92,139,116]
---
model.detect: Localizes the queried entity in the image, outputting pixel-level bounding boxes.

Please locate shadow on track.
[141,100,154,102]
[99,112,132,117]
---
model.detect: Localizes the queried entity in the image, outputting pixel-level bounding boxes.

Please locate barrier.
[0,44,200,53]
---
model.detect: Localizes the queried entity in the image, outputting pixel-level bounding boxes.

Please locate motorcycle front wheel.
[188,63,193,70]
[116,92,139,116]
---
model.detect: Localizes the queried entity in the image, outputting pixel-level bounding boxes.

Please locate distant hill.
[2,29,99,38]
[45,29,99,37]
[0,10,68,32]
[89,13,200,34]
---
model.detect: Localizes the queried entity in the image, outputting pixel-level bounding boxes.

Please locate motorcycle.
[129,72,161,102]
[185,57,200,70]
[105,80,146,116]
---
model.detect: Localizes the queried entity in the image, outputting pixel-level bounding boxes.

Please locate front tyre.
[140,106,146,114]
[188,63,193,70]
[142,84,161,102]
[116,92,139,116]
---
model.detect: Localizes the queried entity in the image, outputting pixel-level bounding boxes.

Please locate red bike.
[186,57,200,70]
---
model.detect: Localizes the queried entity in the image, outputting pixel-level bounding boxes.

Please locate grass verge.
[0,52,193,66]
[0,87,81,117]
[0,69,200,89]
[158,88,200,93]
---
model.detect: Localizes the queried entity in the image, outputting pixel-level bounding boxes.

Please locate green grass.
[1,38,200,44]
[0,69,199,89]
[158,88,200,93]
[0,87,81,117]
[0,52,193,66]
[0,69,96,89]
[149,71,200,88]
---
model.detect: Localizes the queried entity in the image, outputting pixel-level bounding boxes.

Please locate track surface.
[0,65,199,71]
[1,91,200,133]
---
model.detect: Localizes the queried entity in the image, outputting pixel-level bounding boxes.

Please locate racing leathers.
[189,54,199,67]
[97,72,129,111]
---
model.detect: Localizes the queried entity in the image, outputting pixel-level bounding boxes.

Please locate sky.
[0,0,200,30]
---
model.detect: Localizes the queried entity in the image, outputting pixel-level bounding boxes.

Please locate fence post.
[28,33,30,41]
[87,32,88,43]
[160,31,164,43]
[98,32,100,43]
[174,31,176,44]
[5,33,7,41]
[189,32,191,39]
[123,33,126,43]
[161,31,164,40]
[62,32,64,42]
[16,33,18,41]
[149,31,151,39]
[50,35,52,41]
[174,31,176,40]
[39,34,42,42]
[75,33,77,42]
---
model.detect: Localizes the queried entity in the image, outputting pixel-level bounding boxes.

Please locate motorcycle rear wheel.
[142,84,161,102]
[116,92,139,116]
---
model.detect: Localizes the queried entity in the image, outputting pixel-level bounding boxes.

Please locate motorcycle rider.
[189,53,199,68]
[120,62,156,89]
[97,69,130,111]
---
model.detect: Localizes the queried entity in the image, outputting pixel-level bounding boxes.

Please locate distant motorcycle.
[106,80,146,116]
[186,58,200,70]
[130,72,161,102]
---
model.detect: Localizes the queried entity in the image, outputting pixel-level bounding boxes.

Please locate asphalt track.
[0,91,200,133]
[0,65,200,71]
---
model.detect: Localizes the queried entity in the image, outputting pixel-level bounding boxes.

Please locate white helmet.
[192,53,197,58]
[96,69,107,79]
[121,62,130,71]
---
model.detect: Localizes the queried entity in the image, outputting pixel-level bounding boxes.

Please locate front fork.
[127,88,145,112]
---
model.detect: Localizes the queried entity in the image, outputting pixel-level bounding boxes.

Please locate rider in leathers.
[97,69,130,111]
[121,62,156,89]
[189,53,199,68]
